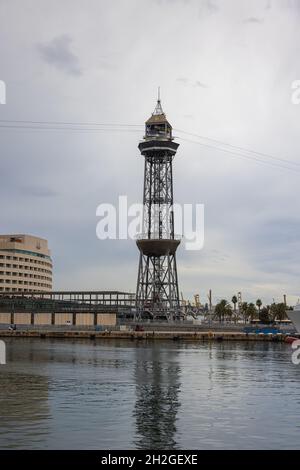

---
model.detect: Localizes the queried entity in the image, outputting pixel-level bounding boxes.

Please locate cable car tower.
[136,93,181,321]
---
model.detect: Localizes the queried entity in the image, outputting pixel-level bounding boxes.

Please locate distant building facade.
[0,234,52,293]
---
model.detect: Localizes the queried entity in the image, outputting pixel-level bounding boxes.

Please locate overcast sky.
[0,0,300,306]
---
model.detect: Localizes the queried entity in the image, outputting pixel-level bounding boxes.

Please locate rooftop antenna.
[153,87,164,115]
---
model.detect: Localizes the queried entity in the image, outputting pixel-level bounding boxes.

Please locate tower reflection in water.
[133,343,181,449]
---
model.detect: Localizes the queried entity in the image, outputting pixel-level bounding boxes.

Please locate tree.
[276,303,287,321]
[214,299,232,322]
[241,302,248,323]
[232,295,238,312]
[270,302,287,321]
[226,303,233,321]
[256,299,262,312]
[247,303,257,321]
[259,307,271,324]
[231,295,238,323]
[269,303,277,321]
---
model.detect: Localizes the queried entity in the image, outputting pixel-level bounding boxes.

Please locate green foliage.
[259,307,271,324]
[270,302,287,321]
[214,299,232,322]
[247,302,258,320]
[241,302,248,315]
[212,298,288,323]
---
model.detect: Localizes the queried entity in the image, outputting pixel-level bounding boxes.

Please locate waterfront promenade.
[0,325,296,342]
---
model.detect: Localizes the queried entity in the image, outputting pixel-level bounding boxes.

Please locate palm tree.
[259,307,271,324]
[270,302,287,321]
[225,303,233,322]
[214,299,232,322]
[241,302,248,323]
[270,303,277,321]
[256,299,262,313]
[232,295,238,312]
[277,303,287,321]
[231,295,238,323]
[247,303,257,321]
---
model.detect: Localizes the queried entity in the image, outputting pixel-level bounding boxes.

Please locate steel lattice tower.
[136,96,181,321]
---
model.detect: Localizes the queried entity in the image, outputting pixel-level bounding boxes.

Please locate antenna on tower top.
[153,87,164,115]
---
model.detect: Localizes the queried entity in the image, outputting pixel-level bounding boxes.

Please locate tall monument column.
[136,96,181,321]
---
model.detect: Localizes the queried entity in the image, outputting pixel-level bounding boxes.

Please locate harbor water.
[0,338,299,449]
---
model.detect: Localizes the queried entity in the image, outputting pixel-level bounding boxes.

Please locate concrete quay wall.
[0,329,289,342]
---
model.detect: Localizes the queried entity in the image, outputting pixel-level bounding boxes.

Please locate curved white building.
[0,234,52,293]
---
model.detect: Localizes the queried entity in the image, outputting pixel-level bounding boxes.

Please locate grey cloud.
[97,58,116,70]
[265,0,272,9]
[286,0,300,12]
[1,0,300,303]
[38,35,82,76]
[153,0,192,4]
[259,217,300,244]
[243,17,264,24]
[20,186,58,198]
[177,79,208,88]
[177,77,188,84]
[205,0,219,13]
[194,80,208,88]
[198,0,219,16]
[153,0,218,13]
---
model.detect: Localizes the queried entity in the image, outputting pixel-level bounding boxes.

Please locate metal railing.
[135,233,182,240]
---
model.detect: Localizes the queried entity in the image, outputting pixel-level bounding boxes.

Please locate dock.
[0,329,290,342]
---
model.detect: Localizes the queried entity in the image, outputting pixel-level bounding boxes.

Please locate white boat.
[287,304,300,333]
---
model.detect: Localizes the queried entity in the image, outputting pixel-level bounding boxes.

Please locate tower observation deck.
[136,95,181,321]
